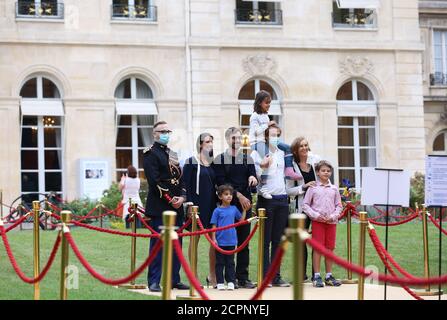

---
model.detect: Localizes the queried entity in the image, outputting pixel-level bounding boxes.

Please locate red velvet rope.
[367,211,420,226]
[0,227,61,284]
[367,229,423,300]
[135,213,159,234]
[65,232,162,285]
[172,239,210,300]
[177,218,191,233]
[178,219,251,237]
[71,220,159,238]
[428,215,447,236]
[4,214,29,233]
[197,217,259,255]
[250,244,286,301]
[305,236,447,286]
[368,228,417,280]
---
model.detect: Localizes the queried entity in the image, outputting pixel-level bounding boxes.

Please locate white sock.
[326,273,332,279]
[314,273,320,278]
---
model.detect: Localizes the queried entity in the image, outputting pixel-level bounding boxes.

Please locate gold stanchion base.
[341,279,359,284]
[414,289,443,296]
[176,295,203,300]
[118,284,147,290]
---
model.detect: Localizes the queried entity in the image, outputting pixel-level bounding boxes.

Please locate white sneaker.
[259,189,272,200]
[227,282,235,290]
[217,283,225,290]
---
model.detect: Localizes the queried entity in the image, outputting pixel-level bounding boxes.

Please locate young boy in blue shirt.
[210,184,246,290]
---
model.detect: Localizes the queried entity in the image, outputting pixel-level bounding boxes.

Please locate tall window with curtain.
[20,76,64,206]
[337,80,377,189]
[115,77,157,181]
[432,30,447,85]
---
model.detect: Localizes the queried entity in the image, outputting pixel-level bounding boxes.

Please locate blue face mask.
[158,134,170,145]
[269,137,280,147]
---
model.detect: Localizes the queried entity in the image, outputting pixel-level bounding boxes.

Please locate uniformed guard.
[144,120,190,292]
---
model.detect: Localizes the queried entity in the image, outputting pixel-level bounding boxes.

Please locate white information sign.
[361,168,410,207]
[78,159,110,200]
[425,156,447,207]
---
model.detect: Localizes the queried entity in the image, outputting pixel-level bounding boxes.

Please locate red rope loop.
[4,214,30,233]
[178,219,252,237]
[197,217,259,255]
[172,238,210,300]
[367,211,420,226]
[135,213,159,234]
[177,218,191,233]
[65,231,162,285]
[250,243,287,300]
[305,236,447,286]
[428,215,447,236]
[0,227,61,284]
[71,220,159,238]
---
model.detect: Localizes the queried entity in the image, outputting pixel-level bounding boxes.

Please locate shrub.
[410,172,425,208]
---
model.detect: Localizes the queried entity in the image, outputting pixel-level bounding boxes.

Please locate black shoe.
[149,283,161,292]
[272,277,291,287]
[238,279,256,289]
[172,282,190,290]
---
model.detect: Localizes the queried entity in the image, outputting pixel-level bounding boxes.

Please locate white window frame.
[337,80,378,189]
[235,0,282,25]
[332,0,377,29]
[16,0,64,19]
[111,0,156,21]
[432,29,447,86]
[432,130,447,155]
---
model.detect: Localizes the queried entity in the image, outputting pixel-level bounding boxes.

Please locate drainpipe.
[185,0,193,150]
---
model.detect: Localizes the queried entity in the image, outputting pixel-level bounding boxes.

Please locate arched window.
[115,77,157,181]
[238,79,281,135]
[337,80,377,189]
[433,130,447,154]
[19,76,64,206]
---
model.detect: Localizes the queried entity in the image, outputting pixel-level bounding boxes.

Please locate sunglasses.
[155,130,172,134]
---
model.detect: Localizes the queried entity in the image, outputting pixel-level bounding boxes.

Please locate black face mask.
[208,150,214,158]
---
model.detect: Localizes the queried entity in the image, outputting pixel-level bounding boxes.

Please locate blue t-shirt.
[210,205,242,246]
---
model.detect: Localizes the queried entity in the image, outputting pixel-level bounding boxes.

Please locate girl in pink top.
[302,160,342,288]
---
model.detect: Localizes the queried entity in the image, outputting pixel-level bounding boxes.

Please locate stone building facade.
[0,0,427,205]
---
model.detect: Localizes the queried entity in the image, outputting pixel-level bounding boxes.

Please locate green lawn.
[0,220,446,300]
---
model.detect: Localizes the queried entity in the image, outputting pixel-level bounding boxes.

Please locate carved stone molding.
[243,54,277,76]
[339,56,374,77]
[440,105,447,124]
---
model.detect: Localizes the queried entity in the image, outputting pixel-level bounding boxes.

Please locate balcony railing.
[235,9,283,25]
[332,10,377,29]
[16,2,64,19]
[111,4,157,21]
[430,72,447,86]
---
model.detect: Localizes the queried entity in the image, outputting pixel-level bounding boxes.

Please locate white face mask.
[269,137,280,147]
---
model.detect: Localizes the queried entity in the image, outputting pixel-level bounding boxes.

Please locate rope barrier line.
[0,227,61,284]
[305,236,447,286]
[178,218,254,238]
[4,214,30,233]
[70,220,159,238]
[135,213,159,234]
[368,228,417,280]
[176,218,191,233]
[250,242,287,301]
[428,215,447,236]
[367,228,423,300]
[173,238,210,300]
[197,217,259,255]
[65,232,162,286]
[367,211,420,226]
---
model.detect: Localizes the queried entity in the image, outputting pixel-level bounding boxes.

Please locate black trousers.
[303,214,314,278]
[235,202,251,282]
[257,196,289,279]
[215,246,236,284]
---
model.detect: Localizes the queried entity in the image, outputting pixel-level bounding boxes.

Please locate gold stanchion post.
[288,213,307,300]
[32,201,40,300]
[257,208,266,299]
[342,202,358,284]
[415,205,444,296]
[177,205,202,300]
[60,210,72,300]
[119,202,147,289]
[357,211,368,300]
[161,210,176,300]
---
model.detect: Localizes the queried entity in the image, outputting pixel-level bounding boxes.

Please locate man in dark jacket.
[213,127,258,289]
[143,120,189,292]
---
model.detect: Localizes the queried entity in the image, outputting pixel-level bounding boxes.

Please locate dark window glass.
[136,79,153,99]
[357,82,374,100]
[21,193,40,208]
[137,115,155,126]
[21,150,38,169]
[358,117,375,126]
[45,172,62,191]
[241,114,250,127]
[338,128,354,146]
[118,115,132,126]
[138,128,153,147]
[21,128,38,148]
[20,78,37,98]
[42,78,60,98]
[45,150,61,169]
[339,169,355,188]
[338,117,353,126]
[116,150,132,169]
[116,128,132,147]
[44,128,62,148]
[433,132,445,151]
[359,128,376,147]
[360,149,376,167]
[238,81,255,100]
[260,80,277,99]
[336,82,353,100]
[21,173,39,192]
[115,79,131,99]
[338,149,355,167]
[23,116,38,126]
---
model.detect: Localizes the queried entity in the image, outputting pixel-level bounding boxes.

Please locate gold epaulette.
[143,145,153,154]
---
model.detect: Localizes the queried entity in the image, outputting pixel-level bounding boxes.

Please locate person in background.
[119,165,143,228]
[302,160,343,288]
